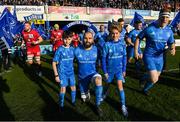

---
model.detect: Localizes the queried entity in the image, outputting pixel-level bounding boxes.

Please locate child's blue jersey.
[138,22,174,57]
[53,46,74,76]
[75,45,98,80]
[102,39,127,74]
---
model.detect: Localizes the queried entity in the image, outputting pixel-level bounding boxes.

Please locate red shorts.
[53,40,63,51]
[27,46,41,57]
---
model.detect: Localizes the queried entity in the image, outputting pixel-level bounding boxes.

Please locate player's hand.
[104,73,109,80]
[31,41,37,45]
[55,76,60,83]
[170,48,175,56]
[135,51,139,60]
[123,72,126,77]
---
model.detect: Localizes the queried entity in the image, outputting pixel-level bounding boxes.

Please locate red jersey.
[50,29,64,51]
[22,29,40,49]
[72,34,79,47]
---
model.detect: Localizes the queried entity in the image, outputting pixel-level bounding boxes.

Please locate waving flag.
[130,12,145,26]
[0,8,24,49]
[170,11,180,28]
[0,8,14,49]
[37,25,47,39]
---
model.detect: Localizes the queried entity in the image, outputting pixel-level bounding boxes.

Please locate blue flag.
[37,24,47,39]
[130,12,145,26]
[0,8,14,48]
[170,11,180,28]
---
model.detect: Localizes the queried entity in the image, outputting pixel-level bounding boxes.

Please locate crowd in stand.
[0,0,179,11]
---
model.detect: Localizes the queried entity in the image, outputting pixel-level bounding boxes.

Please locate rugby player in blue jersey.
[127,20,143,63]
[101,23,128,117]
[135,9,176,95]
[52,31,76,111]
[118,18,128,45]
[127,20,143,75]
[75,31,103,117]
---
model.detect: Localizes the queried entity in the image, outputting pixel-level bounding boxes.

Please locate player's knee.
[60,87,66,93]
[117,80,123,90]
[71,86,76,91]
[95,76,102,86]
[27,61,33,65]
[150,76,158,83]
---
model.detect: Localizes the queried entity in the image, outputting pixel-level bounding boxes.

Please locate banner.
[62,21,98,33]
[0,5,44,14]
[48,6,85,14]
[90,8,122,15]
[24,14,43,21]
[125,9,150,16]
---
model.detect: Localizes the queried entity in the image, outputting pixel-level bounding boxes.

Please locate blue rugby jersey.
[138,22,174,57]
[53,46,75,76]
[102,39,127,74]
[75,45,98,80]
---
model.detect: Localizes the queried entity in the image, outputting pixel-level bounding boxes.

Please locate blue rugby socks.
[71,90,76,104]
[119,90,125,106]
[95,85,103,106]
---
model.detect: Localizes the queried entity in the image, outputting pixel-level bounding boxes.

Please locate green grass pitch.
[0,47,179,121]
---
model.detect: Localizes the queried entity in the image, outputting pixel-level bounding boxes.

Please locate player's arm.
[126,31,134,46]
[52,61,60,83]
[168,30,176,56]
[122,45,127,77]
[101,44,108,79]
[169,43,176,56]
[134,36,140,60]
[127,37,134,46]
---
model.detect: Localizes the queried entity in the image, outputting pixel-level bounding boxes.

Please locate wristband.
[55,75,59,77]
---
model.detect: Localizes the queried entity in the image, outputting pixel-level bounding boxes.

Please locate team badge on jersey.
[29,34,34,38]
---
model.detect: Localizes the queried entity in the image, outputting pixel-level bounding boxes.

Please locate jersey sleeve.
[102,43,108,74]
[167,29,175,46]
[127,30,133,39]
[138,27,147,40]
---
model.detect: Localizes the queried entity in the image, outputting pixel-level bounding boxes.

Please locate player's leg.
[116,72,128,117]
[135,49,143,77]
[79,77,90,102]
[59,87,66,111]
[102,73,113,101]
[59,77,68,111]
[143,56,163,95]
[127,46,134,63]
[34,50,42,76]
[92,73,103,117]
[70,75,76,106]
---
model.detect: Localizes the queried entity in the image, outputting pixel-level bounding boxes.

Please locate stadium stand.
[0,0,179,11]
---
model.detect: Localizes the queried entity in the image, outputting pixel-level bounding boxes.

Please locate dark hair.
[62,31,73,39]
[117,18,124,23]
[135,20,142,24]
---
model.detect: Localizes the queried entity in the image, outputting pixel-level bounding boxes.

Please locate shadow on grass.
[0,76,15,120]
[19,62,89,120]
[105,96,169,121]
[39,89,90,120]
